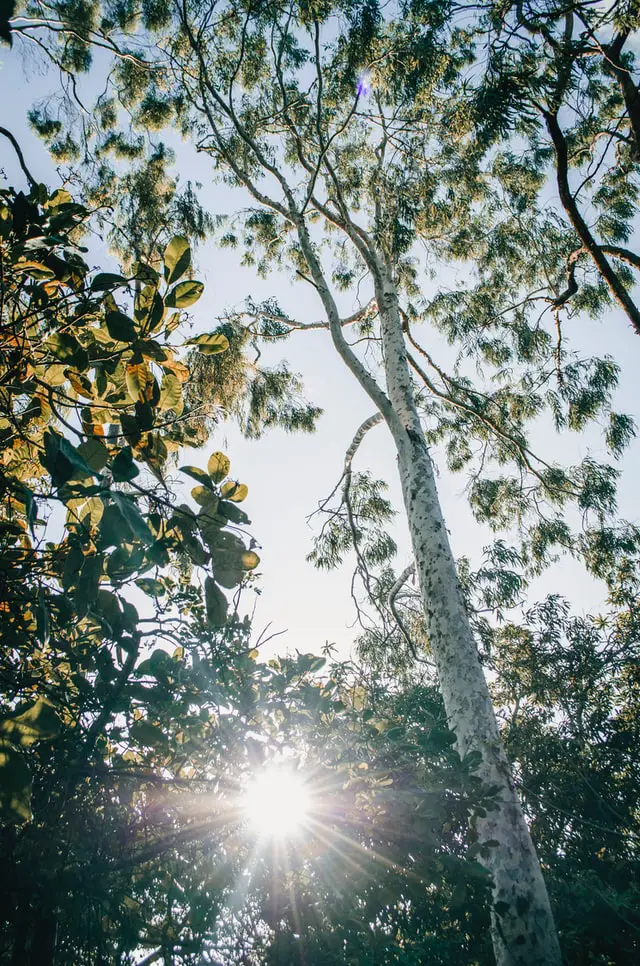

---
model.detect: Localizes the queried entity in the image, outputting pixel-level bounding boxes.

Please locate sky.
[2,39,639,660]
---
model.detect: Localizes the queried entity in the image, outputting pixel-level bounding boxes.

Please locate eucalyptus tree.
[7,1,639,962]
[475,0,640,334]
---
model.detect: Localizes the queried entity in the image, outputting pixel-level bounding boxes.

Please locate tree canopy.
[1,0,639,963]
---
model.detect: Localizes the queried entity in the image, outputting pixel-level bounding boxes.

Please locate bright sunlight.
[243,765,312,839]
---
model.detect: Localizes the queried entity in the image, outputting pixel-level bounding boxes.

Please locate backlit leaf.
[207,451,230,483]
[163,235,191,285]
[166,280,204,309]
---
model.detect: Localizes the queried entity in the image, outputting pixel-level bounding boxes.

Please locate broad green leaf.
[111,447,139,482]
[180,465,213,488]
[91,272,128,291]
[207,451,230,483]
[77,438,109,473]
[94,589,123,634]
[111,492,154,546]
[46,332,88,368]
[98,502,133,547]
[135,285,165,331]
[192,486,218,510]
[220,481,248,502]
[165,280,204,309]
[0,698,61,748]
[0,741,32,824]
[214,567,244,589]
[163,235,191,285]
[216,501,250,525]
[187,332,229,355]
[130,719,168,749]
[205,577,227,628]
[41,432,96,487]
[105,311,137,343]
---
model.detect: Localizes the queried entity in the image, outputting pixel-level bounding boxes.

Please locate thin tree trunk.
[373,264,562,966]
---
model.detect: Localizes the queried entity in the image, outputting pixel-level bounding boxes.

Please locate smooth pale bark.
[294,208,561,962]
[372,263,562,966]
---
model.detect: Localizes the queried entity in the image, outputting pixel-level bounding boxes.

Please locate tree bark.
[372,262,562,966]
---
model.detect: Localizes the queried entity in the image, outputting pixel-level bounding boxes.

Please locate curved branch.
[543,109,640,335]
[0,126,37,188]
[388,563,433,667]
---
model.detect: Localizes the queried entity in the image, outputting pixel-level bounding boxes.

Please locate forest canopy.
[0,1,639,964]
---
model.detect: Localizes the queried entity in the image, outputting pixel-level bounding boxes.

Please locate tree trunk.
[373,265,562,966]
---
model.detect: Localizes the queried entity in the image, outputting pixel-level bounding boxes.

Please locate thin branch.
[0,126,37,188]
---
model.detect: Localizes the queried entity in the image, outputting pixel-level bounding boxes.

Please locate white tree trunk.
[373,267,562,966]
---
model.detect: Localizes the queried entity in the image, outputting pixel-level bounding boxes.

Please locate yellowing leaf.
[125,362,154,403]
[16,260,55,280]
[207,451,230,483]
[248,649,259,660]
[241,551,260,570]
[0,698,61,748]
[220,481,248,502]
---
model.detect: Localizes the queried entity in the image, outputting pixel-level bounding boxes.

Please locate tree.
[475,0,640,334]
[5,2,639,962]
[0,145,267,961]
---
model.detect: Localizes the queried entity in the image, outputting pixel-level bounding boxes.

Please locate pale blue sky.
[2,46,639,658]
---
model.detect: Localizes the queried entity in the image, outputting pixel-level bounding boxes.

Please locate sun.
[243,764,311,839]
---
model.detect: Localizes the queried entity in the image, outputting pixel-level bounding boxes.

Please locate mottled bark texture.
[371,264,562,966]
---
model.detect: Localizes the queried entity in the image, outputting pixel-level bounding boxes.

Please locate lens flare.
[243,765,311,839]
[356,70,372,98]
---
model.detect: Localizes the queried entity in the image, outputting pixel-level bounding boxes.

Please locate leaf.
[41,431,96,487]
[111,492,154,546]
[16,260,55,280]
[158,373,183,413]
[207,451,230,483]
[77,438,109,473]
[130,719,168,749]
[135,285,164,331]
[160,358,190,382]
[105,311,137,343]
[214,567,244,589]
[163,235,191,285]
[45,188,73,208]
[135,577,165,597]
[191,486,218,510]
[205,577,227,628]
[111,446,139,482]
[125,362,154,403]
[187,332,229,355]
[241,550,260,570]
[0,698,61,748]
[46,332,88,368]
[91,272,129,291]
[216,501,250,525]
[165,280,204,309]
[179,465,213,488]
[0,741,32,824]
[220,481,248,502]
